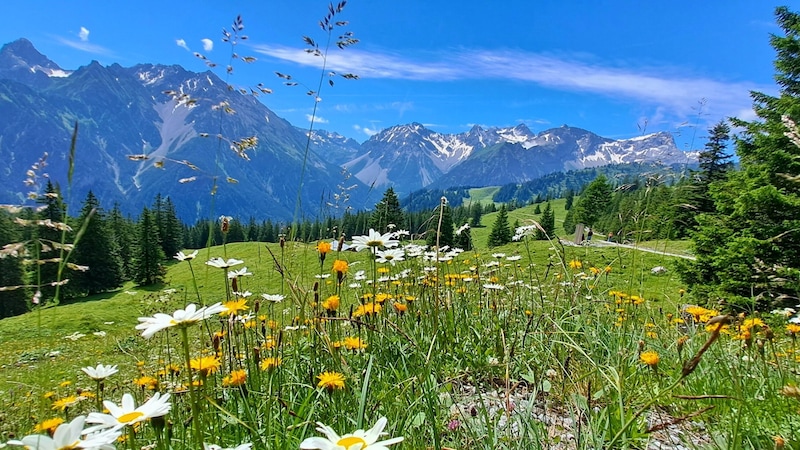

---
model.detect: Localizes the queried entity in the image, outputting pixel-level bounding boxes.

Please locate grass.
[2,225,796,449]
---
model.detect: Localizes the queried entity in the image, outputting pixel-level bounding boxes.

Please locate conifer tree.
[109,204,135,280]
[487,204,512,247]
[469,202,483,227]
[426,202,455,248]
[70,191,123,296]
[0,211,28,318]
[160,197,184,257]
[537,202,556,240]
[679,7,800,308]
[454,224,473,250]
[370,187,405,233]
[134,207,166,286]
[35,181,69,302]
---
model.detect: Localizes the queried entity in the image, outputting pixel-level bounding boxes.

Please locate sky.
[0,1,794,148]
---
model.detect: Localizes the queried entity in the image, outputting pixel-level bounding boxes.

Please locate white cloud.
[78,27,90,42]
[253,44,767,126]
[176,39,189,51]
[353,124,379,136]
[307,114,328,123]
[201,38,213,52]
[55,36,113,56]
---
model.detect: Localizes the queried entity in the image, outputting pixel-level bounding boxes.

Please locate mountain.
[0,39,369,222]
[329,123,697,193]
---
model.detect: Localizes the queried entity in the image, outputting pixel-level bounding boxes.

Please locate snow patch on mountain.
[133,101,197,188]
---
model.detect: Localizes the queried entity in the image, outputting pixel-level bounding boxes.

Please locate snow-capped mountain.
[330,123,697,192]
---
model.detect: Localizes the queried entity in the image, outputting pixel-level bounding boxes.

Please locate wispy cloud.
[176,39,190,51]
[307,114,328,123]
[78,27,90,42]
[353,124,379,136]
[201,38,213,52]
[253,44,769,123]
[55,36,113,57]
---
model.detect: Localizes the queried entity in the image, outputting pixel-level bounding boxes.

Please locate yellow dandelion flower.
[645,331,658,339]
[59,380,72,388]
[568,259,582,269]
[375,293,392,304]
[353,302,381,318]
[741,318,765,331]
[343,336,367,351]
[34,417,64,433]
[51,395,82,411]
[589,267,601,275]
[190,356,221,376]
[223,369,248,387]
[322,295,340,312]
[134,376,158,390]
[221,298,248,317]
[317,241,332,255]
[786,324,800,336]
[317,371,345,391]
[43,391,56,399]
[260,357,282,371]
[394,302,408,314]
[639,350,660,367]
[377,267,390,274]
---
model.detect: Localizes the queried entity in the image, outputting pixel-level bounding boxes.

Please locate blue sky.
[0,1,791,147]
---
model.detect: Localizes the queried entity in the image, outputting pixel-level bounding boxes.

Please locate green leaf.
[67,122,78,186]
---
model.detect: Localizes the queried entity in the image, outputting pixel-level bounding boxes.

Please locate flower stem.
[179,327,203,448]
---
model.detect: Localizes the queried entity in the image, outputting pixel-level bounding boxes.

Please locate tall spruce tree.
[0,211,28,318]
[426,202,455,248]
[369,187,405,233]
[109,204,135,281]
[134,207,166,286]
[70,191,123,296]
[679,7,800,309]
[35,181,69,302]
[487,204,512,247]
[537,202,556,240]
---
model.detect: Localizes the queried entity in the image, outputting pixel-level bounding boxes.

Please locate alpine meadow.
[4,3,800,450]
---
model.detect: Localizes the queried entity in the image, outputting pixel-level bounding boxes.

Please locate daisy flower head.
[227,267,252,279]
[351,229,399,253]
[135,302,225,339]
[10,415,121,450]
[300,416,403,450]
[81,363,119,381]
[87,392,171,431]
[261,293,285,303]
[175,250,199,261]
[204,444,253,450]
[205,257,244,269]
[375,248,405,266]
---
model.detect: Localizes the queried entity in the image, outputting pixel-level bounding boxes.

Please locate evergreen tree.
[160,197,184,257]
[0,211,28,318]
[534,203,542,215]
[537,202,556,240]
[454,224,473,250]
[35,181,69,302]
[678,7,800,309]
[487,204,512,247]
[108,204,135,281]
[70,191,123,296]
[134,207,166,286]
[370,187,405,233]
[571,175,612,229]
[426,203,454,248]
[564,189,574,210]
[469,202,483,227]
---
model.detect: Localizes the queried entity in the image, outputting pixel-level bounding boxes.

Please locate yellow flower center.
[118,411,145,424]
[337,436,367,448]
[58,441,80,450]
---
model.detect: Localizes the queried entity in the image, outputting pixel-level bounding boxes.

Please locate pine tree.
[109,204,135,281]
[160,197,184,258]
[0,211,28,318]
[134,207,166,286]
[469,202,483,227]
[564,189,574,210]
[534,203,542,215]
[537,202,556,240]
[34,181,69,303]
[70,191,123,296]
[369,187,405,233]
[678,7,800,309]
[572,175,612,229]
[487,204,512,247]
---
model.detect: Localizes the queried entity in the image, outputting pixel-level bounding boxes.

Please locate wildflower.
[261,293,284,303]
[10,415,121,449]
[316,371,345,391]
[175,250,199,261]
[135,302,225,338]
[220,215,232,233]
[317,241,332,263]
[353,302,381,318]
[204,444,253,450]
[134,376,158,390]
[787,324,800,337]
[375,248,405,265]
[205,257,244,269]
[190,356,221,376]
[393,302,407,314]
[483,283,505,290]
[343,336,367,351]
[640,350,660,367]
[351,229,399,253]
[51,395,84,411]
[228,267,252,279]
[86,392,171,431]
[260,357,282,371]
[300,416,403,450]
[33,417,64,433]
[568,259,583,269]
[221,299,249,317]
[81,364,119,381]
[222,369,248,387]
[322,295,340,312]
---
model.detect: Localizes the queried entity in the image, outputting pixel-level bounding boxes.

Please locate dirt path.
[565,239,697,260]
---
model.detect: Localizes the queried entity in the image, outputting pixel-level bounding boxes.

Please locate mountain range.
[0,38,698,221]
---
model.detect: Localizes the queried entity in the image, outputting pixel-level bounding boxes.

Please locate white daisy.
[81,364,119,381]
[174,250,199,261]
[375,248,405,265]
[227,267,252,279]
[205,257,244,269]
[8,415,121,450]
[300,416,403,450]
[351,229,399,253]
[204,444,252,450]
[135,303,225,339]
[261,294,285,303]
[87,392,171,431]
